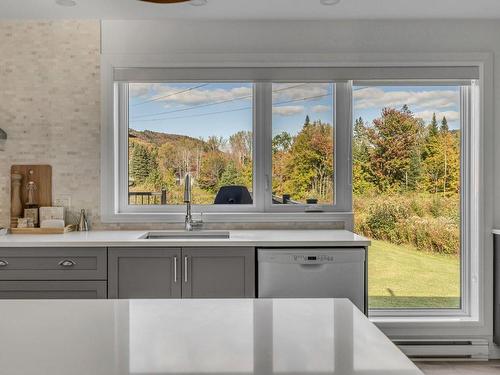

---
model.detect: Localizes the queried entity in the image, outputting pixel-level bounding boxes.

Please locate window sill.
[101,211,354,224]
[370,314,481,327]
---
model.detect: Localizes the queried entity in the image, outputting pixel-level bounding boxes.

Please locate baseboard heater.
[394,339,489,360]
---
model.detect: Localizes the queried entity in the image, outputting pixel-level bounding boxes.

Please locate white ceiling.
[1,0,500,20]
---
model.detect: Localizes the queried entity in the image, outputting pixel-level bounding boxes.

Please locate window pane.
[128,82,253,205]
[271,83,335,205]
[352,85,461,309]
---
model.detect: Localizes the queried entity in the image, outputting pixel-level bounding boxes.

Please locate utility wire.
[131,83,210,107]
[130,91,332,123]
[130,83,310,120]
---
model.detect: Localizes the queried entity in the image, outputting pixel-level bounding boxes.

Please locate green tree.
[217,161,246,189]
[272,131,293,153]
[352,117,375,194]
[441,116,449,132]
[130,143,153,184]
[429,112,439,137]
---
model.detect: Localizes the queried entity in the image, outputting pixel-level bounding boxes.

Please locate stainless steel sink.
[139,231,230,240]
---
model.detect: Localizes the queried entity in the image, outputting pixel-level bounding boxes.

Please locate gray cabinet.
[182,247,255,298]
[108,248,181,299]
[107,247,255,299]
[0,247,107,280]
[0,281,107,299]
[0,247,107,300]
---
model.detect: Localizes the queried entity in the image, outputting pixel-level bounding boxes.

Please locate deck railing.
[129,189,167,205]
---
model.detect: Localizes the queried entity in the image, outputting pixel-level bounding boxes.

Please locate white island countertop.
[0,298,421,375]
[0,229,370,247]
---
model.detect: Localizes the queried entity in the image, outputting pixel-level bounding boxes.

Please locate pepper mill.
[11,173,23,218]
[78,209,89,232]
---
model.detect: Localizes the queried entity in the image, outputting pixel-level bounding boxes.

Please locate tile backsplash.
[0,21,345,231]
[0,21,101,228]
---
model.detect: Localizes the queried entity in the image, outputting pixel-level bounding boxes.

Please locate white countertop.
[0,229,370,247]
[0,298,421,375]
[492,229,500,235]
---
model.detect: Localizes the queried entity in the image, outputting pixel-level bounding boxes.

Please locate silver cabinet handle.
[173,256,178,283]
[184,256,188,283]
[58,259,76,267]
[0,260,8,267]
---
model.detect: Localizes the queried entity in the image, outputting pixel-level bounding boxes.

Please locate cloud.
[129,83,161,98]
[129,83,253,106]
[273,83,331,102]
[353,87,459,112]
[273,106,304,116]
[312,105,331,113]
[414,110,460,123]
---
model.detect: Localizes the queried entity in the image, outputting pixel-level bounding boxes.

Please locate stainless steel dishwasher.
[258,248,366,313]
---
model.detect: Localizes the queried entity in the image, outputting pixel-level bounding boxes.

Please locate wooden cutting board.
[10,165,52,228]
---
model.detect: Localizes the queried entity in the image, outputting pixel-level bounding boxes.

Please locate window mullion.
[255,82,273,212]
[117,82,130,214]
[334,81,353,214]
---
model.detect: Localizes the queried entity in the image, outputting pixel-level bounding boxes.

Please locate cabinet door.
[182,247,255,298]
[0,281,107,299]
[108,248,181,299]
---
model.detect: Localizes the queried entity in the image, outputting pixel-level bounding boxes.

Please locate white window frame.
[351,80,474,318]
[107,70,354,223]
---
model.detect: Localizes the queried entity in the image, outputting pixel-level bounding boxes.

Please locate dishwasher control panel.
[293,254,335,263]
[258,248,365,265]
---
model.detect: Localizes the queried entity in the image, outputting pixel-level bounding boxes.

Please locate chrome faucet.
[183,174,203,231]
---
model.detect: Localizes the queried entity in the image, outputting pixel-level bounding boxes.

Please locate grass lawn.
[368,239,460,309]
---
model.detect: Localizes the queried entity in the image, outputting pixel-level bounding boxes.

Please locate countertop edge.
[0,230,371,248]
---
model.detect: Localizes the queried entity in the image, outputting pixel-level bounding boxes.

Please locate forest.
[129,104,460,257]
[353,106,460,256]
[128,115,334,205]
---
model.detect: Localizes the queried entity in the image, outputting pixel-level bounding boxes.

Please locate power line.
[353,86,370,91]
[131,83,210,107]
[130,91,332,123]
[130,83,310,120]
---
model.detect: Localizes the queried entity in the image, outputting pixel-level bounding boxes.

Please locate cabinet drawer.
[0,281,107,299]
[0,248,107,280]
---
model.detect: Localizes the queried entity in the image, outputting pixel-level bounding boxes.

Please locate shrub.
[354,192,460,255]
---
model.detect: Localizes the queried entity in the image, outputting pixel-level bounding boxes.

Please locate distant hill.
[129,129,206,148]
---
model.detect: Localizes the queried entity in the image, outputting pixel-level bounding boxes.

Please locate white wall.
[102,19,498,345]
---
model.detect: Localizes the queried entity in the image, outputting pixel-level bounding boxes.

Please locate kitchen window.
[127,82,254,206]
[271,83,335,206]
[110,72,352,217]
[101,60,484,324]
[352,82,470,315]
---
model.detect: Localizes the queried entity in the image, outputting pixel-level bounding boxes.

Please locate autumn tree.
[198,151,227,192]
[367,106,424,191]
[229,131,252,166]
[281,120,334,201]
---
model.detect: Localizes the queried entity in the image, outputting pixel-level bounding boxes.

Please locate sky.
[353,85,461,130]
[128,83,461,140]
